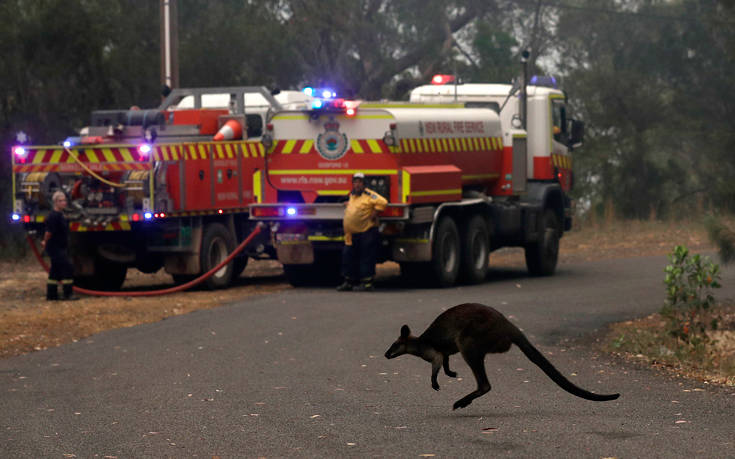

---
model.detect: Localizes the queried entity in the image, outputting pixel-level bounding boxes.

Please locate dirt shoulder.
[0,220,723,370]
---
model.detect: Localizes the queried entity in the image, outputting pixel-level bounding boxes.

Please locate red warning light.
[431,74,455,85]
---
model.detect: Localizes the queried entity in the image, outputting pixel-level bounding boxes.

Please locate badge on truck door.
[317,116,349,161]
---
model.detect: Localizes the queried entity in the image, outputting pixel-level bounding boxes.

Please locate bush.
[662,245,721,347]
[705,216,735,265]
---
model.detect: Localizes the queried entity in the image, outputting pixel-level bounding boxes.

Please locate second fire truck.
[250,74,583,287]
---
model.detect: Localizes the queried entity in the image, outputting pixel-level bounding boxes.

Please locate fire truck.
[250,74,584,287]
[10,86,312,290]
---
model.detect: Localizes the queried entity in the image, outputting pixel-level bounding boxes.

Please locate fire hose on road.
[27,223,263,297]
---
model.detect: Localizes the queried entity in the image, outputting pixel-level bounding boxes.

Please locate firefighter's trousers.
[341,226,379,283]
[46,247,74,300]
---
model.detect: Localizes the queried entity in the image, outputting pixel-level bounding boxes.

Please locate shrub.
[662,245,721,347]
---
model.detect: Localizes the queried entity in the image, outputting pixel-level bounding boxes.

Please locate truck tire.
[200,222,236,289]
[525,209,560,276]
[429,216,460,287]
[459,215,489,284]
[232,256,248,280]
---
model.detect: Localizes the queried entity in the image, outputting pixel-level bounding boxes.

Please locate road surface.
[1,255,734,457]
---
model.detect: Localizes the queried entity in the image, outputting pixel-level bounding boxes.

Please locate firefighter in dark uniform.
[337,172,388,292]
[41,191,78,301]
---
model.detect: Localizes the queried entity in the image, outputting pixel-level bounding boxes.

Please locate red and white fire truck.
[10,86,311,290]
[250,75,583,287]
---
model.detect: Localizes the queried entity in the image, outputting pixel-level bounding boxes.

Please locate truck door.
[550,96,572,192]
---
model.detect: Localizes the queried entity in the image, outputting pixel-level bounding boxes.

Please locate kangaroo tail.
[511,329,619,402]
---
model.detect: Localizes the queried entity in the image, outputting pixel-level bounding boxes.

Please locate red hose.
[28,224,263,297]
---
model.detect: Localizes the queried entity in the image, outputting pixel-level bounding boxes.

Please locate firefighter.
[337,172,387,291]
[41,191,78,301]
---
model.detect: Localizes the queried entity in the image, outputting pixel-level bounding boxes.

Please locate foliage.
[3,0,735,254]
[705,216,735,265]
[556,0,735,220]
[662,245,721,348]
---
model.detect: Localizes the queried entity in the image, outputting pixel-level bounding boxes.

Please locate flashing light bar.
[303,87,336,99]
[62,136,82,148]
[309,98,358,116]
[136,211,168,221]
[530,75,558,88]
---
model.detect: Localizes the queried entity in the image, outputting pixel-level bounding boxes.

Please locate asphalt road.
[1,255,734,458]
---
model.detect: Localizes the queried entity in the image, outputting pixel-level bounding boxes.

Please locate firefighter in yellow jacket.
[337,172,387,291]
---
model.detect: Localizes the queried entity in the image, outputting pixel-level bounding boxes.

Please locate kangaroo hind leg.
[453,350,491,410]
[443,355,457,378]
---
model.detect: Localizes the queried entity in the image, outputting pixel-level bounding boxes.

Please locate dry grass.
[0,259,287,358]
[602,304,735,386]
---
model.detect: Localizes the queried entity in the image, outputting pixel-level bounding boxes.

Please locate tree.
[280,0,497,98]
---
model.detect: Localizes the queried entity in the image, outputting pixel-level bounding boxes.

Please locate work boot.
[353,280,375,292]
[62,284,80,301]
[46,283,59,301]
[336,280,354,292]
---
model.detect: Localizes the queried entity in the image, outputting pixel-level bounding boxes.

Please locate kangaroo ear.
[400,325,410,338]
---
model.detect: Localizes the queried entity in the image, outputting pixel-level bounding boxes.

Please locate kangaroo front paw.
[446,370,457,378]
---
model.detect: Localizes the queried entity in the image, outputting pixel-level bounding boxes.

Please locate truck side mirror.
[569,119,584,149]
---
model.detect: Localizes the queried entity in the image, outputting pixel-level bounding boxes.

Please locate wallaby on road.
[384,303,620,410]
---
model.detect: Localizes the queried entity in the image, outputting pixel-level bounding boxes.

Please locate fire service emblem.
[316,116,349,161]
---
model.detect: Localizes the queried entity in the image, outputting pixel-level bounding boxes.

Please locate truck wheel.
[232,256,248,280]
[525,209,560,276]
[200,223,236,289]
[459,215,489,284]
[429,216,460,287]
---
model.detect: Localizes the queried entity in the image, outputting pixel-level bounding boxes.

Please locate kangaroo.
[384,303,620,410]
